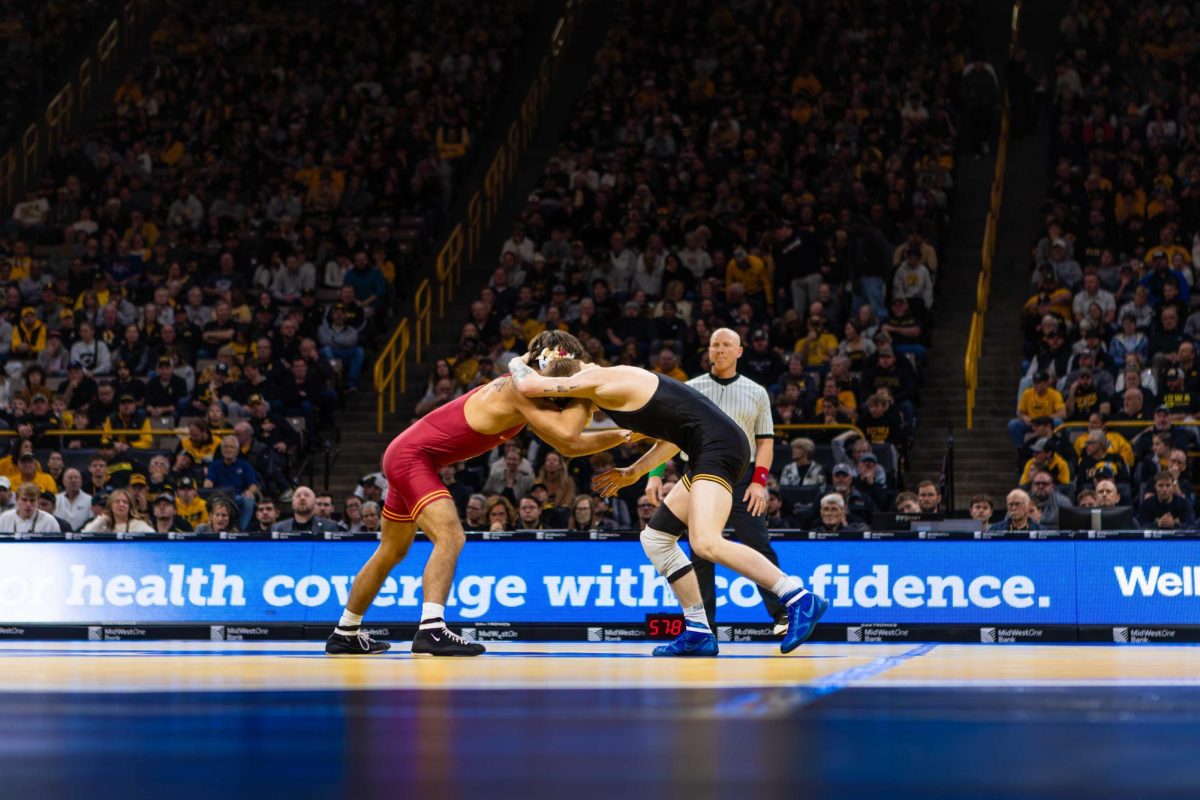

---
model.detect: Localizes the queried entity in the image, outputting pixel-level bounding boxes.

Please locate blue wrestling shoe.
[652,629,719,657]
[779,590,829,654]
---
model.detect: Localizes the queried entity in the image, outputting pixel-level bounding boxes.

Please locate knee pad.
[640,526,693,583]
[648,503,687,536]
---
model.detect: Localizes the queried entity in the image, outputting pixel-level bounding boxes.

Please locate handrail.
[0,427,233,438]
[413,279,432,364]
[586,423,869,439]
[1053,420,1200,433]
[965,0,1021,429]
[371,1,582,433]
[373,318,411,433]
[0,0,165,220]
[774,423,868,439]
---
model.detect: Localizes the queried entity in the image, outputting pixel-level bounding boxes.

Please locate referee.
[646,327,786,633]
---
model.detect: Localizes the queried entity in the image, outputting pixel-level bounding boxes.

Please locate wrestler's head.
[541,358,583,379]
[539,356,585,410]
[528,330,587,368]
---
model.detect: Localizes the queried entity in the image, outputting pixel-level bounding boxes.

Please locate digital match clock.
[645,613,685,639]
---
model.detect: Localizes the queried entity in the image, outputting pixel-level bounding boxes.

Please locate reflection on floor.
[2,641,1198,798]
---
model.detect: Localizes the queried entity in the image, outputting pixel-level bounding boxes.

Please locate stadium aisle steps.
[911,0,1068,502]
[906,0,1019,493]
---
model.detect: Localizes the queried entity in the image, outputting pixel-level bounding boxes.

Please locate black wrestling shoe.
[772,610,789,637]
[325,629,392,655]
[410,623,486,656]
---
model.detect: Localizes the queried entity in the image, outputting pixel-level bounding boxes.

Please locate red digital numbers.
[646,615,685,638]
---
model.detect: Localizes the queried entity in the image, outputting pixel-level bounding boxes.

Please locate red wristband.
[752,466,769,486]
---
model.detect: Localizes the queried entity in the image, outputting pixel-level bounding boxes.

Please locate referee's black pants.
[688,475,785,625]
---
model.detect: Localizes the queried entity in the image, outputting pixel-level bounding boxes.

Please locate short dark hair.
[970,493,994,508]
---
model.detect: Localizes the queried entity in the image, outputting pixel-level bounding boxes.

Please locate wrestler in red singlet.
[380,383,524,523]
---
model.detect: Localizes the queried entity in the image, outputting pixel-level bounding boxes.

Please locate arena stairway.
[908,0,1064,505]
[325,0,615,502]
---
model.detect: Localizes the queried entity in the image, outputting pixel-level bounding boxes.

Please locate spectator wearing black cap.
[1159,368,1198,421]
[735,329,781,388]
[248,394,300,456]
[174,477,209,529]
[151,492,190,533]
[1010,371,1066,447]
[103,393,153,451]
[1064,367,1110,422]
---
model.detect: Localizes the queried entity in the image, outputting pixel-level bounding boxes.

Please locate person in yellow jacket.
[174,476,209,529]
[11,307,46,357]
[102,395,155,450]
[794,316,839,368]
[1019,439,1072,485]
[1072,414,1134,467]
[11,452,58,495]
[725,247,773,304]
[1010,370,1066,445]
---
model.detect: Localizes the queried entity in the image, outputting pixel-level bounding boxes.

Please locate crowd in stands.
[1004,1,1200,531]
[403,0,981,532]
[0,0,531,535]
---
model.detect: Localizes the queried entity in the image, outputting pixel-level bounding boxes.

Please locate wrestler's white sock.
[334,610,363,636]
[420,602,446,624]
[683,603,711,634]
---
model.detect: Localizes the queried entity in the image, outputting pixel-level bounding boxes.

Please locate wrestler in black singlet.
[606,373,750,493]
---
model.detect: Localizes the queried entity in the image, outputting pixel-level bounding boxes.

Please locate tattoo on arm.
[509,358,533,384]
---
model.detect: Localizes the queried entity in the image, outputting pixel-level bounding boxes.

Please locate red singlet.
[381,384,524,522]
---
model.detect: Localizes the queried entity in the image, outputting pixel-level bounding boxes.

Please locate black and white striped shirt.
[686,372,774,454]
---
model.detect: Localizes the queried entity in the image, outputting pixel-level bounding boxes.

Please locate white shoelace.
[356,631,377,650]
[438,628,472,645]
